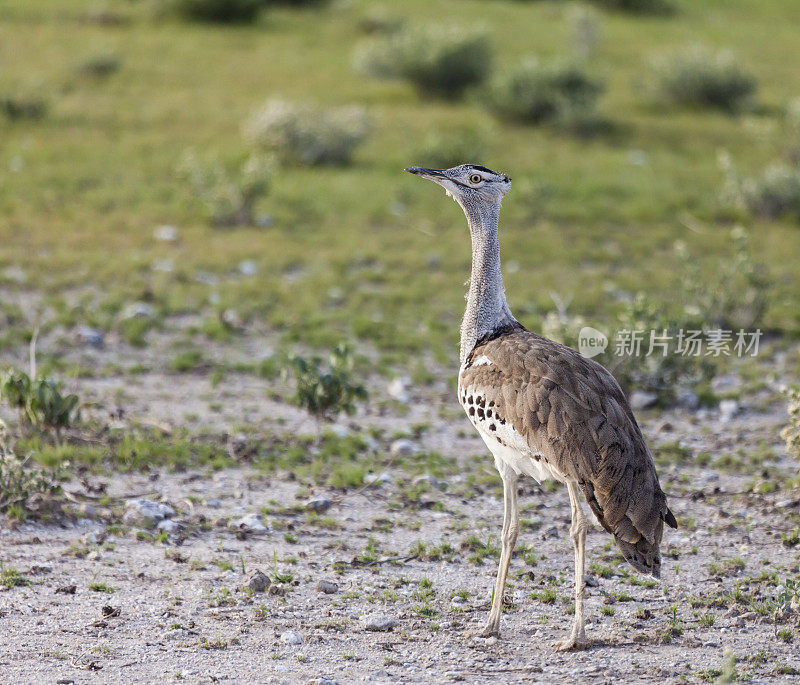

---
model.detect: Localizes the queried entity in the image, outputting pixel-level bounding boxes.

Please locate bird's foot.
[468,624,500,639]
[553,632,589,652]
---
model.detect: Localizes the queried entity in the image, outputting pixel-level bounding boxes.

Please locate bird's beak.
[404,166,448,181]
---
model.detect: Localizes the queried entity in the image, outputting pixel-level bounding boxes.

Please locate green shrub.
[0,369,81,441]
[286,345,367,422]
[169,0,265,23]
[782,386,800,463]
[721,153,800,221]
[415,127,487,169]
[742,164,800,220]
[179,151,273,226]
[651,46,756,112]
[602,294,715,405]
[1,96,46,121]
[355,25,492,98]
[675,227,771,330]
[589,0,673,14]
[78,54,121,78]
[485,57,604,131]
[0,421,62,520]
[244,99,370,166]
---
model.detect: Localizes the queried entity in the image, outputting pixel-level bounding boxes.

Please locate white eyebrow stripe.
[472,355,493,366]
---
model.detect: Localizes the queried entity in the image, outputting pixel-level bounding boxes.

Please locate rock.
[86,550,102,561]
[121,302,155,319]
[221,309,242,329]
[307,679,339,685]
[776,499,799,509]
[281,630,303,646]
[362,614,397,632]
[79,503,97,518]
[329,424,349,438]
[195,271,218,285]
[315,580,338,594]
[387,378,409,403]
[157,519,181,534]
[630,391,657,410]
[82,530,105,545]
[123,499,175,528]
[244,570,270,593]
[412,474,449,491]
[363,472,393,486]
[229,513,267,534]
[676,390,699,411]
[3,266,26,283]
[541,526,559,539]
[238,259,258,276]
[711,374,741,393]
[154,225,179,242]
[76,326,105,349]
[205,498,221,509]
[152,258,174,273]
[306,496,333,514]
[255,214,273,228]
[390,439,417,458]
[585,575,600,587]
[719,399,739,423]
[29,563,52,575]
[56,585,77,594]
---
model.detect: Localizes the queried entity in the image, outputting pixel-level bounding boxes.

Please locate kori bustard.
[405,163,677,650]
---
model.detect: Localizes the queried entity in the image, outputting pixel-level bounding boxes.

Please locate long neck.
[459,200,515,365]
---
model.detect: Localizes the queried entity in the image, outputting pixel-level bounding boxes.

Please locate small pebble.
[362,614,397,632]
[315,580,339,594]
[281,630,303,646]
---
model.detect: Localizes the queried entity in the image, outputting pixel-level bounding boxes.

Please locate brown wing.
[460,323,677,577]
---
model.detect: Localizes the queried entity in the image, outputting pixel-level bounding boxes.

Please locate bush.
[742,164,800,220]
[782,386,800,464]
[414,127,487,169]
[589,0,673,14]
[675,226,771,330]
[602,294,715,405]
[0,422,62,521]
[720,153,800,221]
[651,46,756,112]
[0,369,81,442]
[179,152,273,226]
[169,0,265,22]
[486,57,604,130]
[286,345,367,423]
[244,99,370,166]
[0,96,46,121]
[355,26,492,98]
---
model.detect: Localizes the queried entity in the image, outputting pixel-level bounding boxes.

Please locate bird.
[405,163,677,650]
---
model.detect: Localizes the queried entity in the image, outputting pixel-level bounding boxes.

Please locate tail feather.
[615,524,663,578]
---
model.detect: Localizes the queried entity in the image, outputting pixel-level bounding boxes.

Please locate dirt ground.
[1,329,800,684]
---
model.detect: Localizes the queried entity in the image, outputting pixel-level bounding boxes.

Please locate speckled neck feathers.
[458,197,516,366]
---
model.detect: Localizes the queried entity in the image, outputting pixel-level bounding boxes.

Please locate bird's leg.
[474,464,518,638]
[555,481,589,651]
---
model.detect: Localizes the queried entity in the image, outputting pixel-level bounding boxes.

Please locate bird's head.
[404,164,511,209]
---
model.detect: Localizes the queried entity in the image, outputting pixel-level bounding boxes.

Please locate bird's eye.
[469,174,482,184]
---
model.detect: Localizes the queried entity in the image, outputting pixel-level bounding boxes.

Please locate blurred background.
[1,0,799,429]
